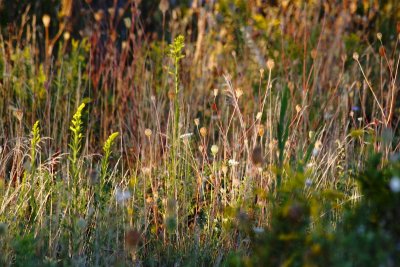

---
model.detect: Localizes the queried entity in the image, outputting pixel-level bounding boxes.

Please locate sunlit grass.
[0,1,400,266]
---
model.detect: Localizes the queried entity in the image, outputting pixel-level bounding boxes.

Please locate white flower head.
[211,145,219,156]
[228,159,239,166]
[312,147,320,157]
[115,188,131,203]
[389,176,400,193]
[180,133,193,139]
[253,227,265,234]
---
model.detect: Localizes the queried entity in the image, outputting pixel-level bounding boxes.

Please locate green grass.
[1,1,400,266]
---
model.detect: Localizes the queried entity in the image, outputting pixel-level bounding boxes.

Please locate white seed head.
[180,133,193,140]
[213,88,219,97]
[115,188,131,203]
[353,52,359,61]
[390,176,400,193]
[211,145,219,156]
[228,159,239,166]
[200,127,207,137]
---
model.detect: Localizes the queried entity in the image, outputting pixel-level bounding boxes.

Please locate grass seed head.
[213,88,219,97]
[144,129,152,137]
[200,127,207,137]
[42,14,51,28]
[235,88,243,99]
[63,31,70,41]
[13,109,23,122]
[267,59,275,70]
[353,52,359,61]
[258,125,265,137]
[211,145,219,156]
[94,10,104,22]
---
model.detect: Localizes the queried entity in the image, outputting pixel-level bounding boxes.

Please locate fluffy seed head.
[353,52,359,61]
[211,145,219,156]
[390,176,400,193]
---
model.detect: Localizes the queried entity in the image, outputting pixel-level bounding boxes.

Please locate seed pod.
[267,59,275,70]
[144,128,152,137]
[42,14,51,28]
[258,125,265,137]
[200,127,207,137]
[211,145,219,156]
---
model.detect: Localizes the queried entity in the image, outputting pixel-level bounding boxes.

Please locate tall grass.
[0,1,400,266]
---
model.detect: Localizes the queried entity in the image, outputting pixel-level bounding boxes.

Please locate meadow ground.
[0,1,400,266]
